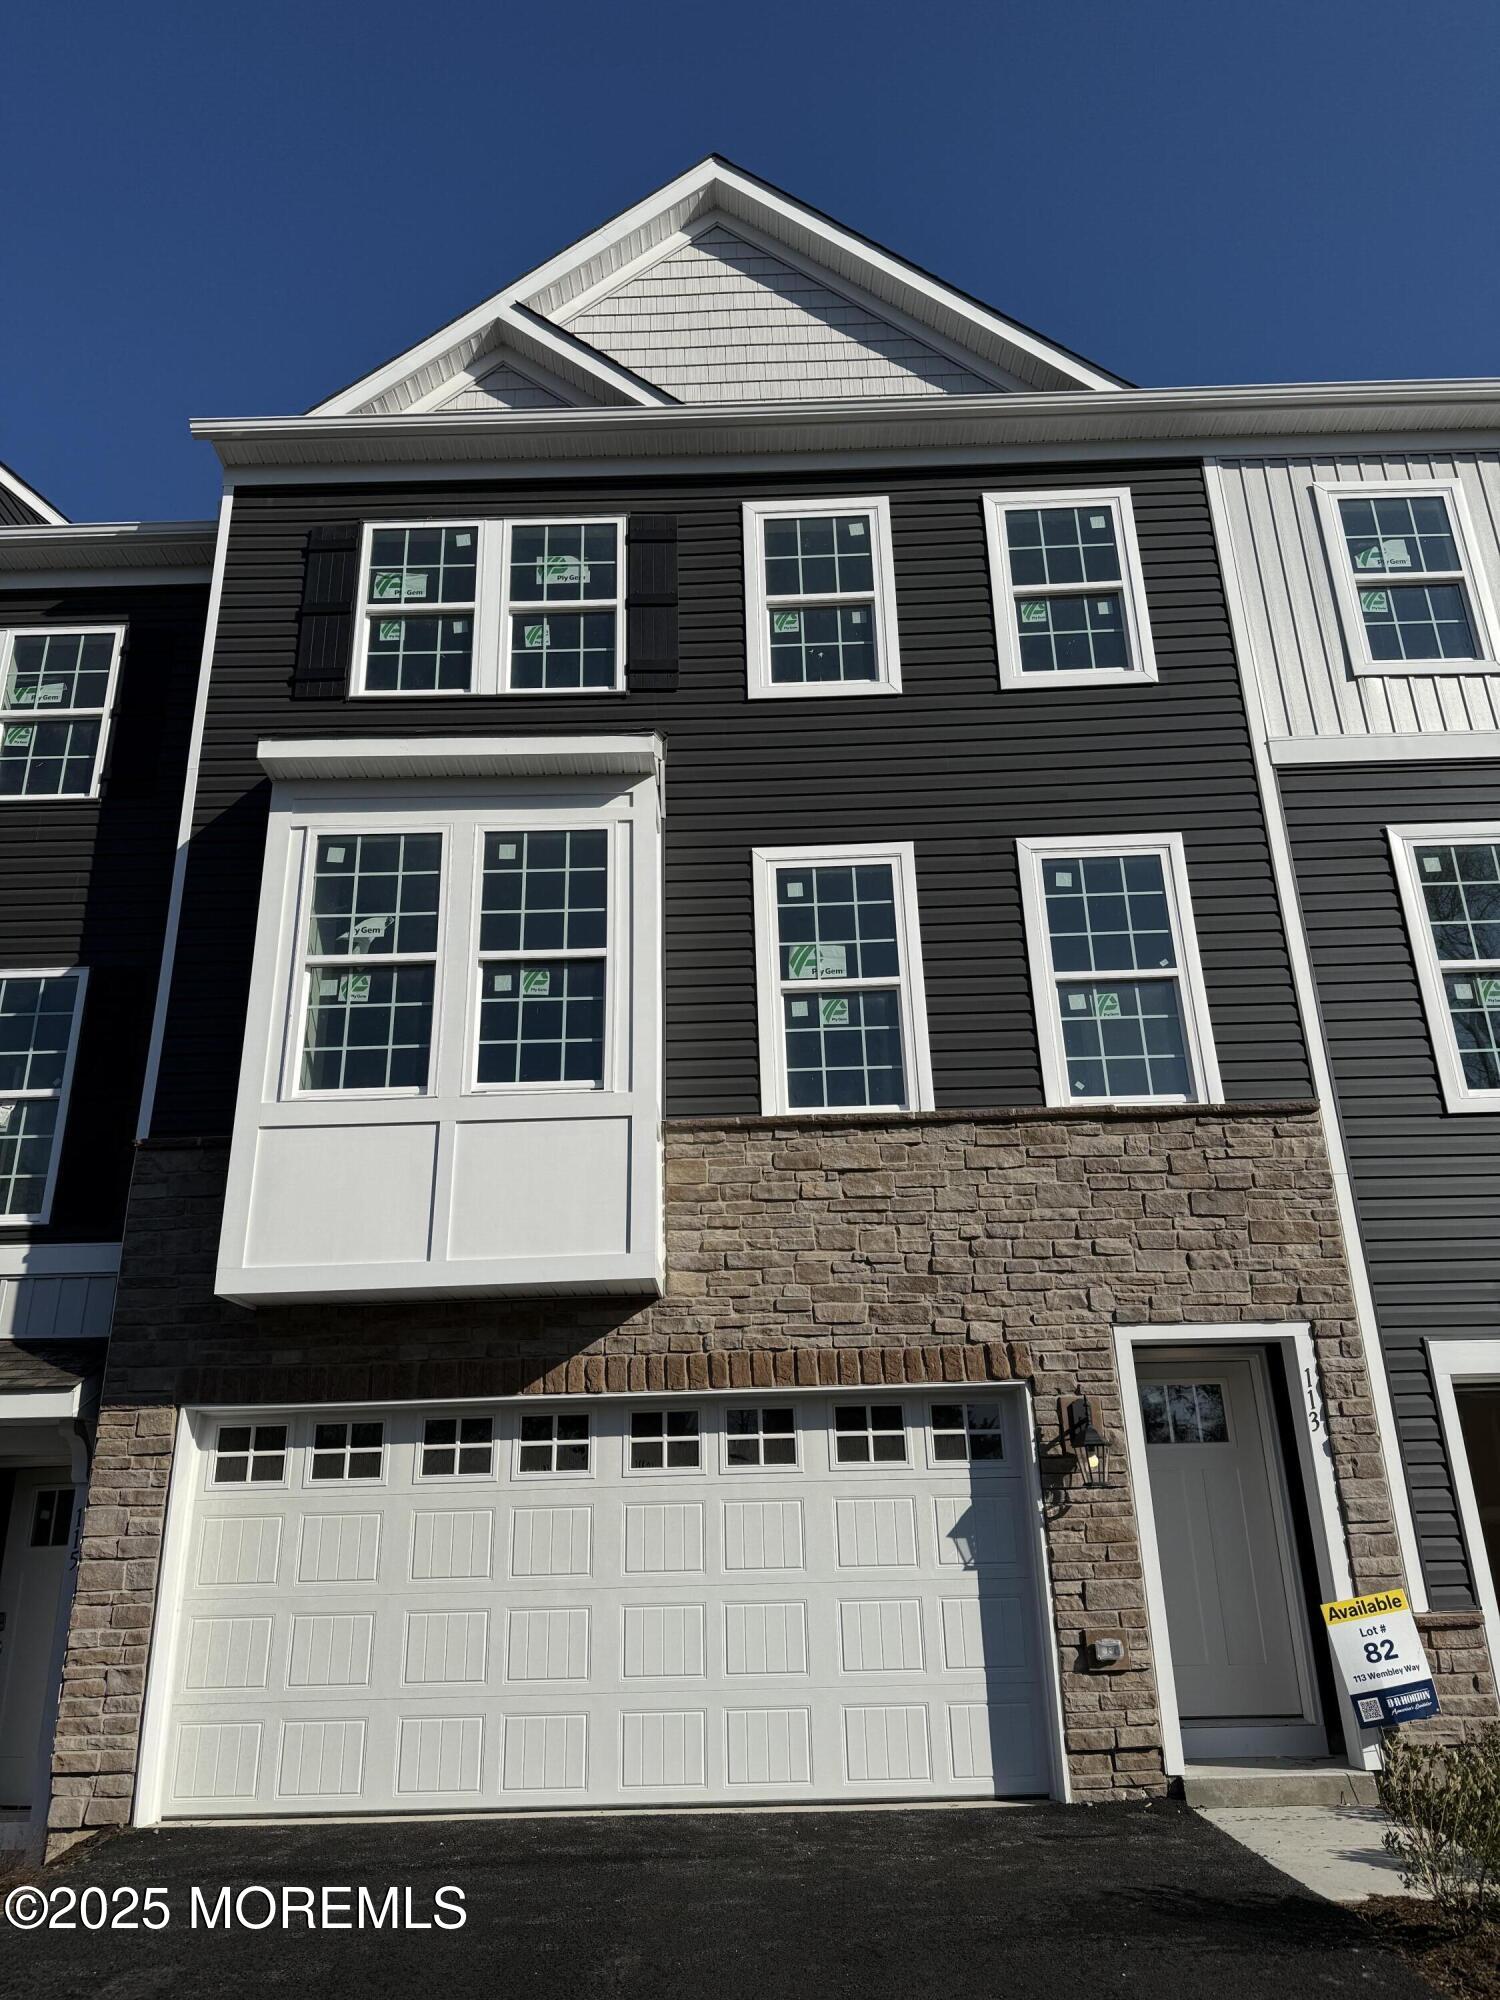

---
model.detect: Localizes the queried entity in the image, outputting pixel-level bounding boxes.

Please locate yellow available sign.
[1321,1588,1410,1626]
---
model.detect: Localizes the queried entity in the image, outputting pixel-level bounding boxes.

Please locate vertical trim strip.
[1203,458,1427,1607]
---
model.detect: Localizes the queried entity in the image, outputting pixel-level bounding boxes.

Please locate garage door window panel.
[833,1403,908,1465]
[929,1403,1006,1465]
[308,1421,386,1483]
[211,1424,289,1487]
[629,1409,701,1472]
[724,1405,798,1470]
[419,1415,496,1479]
[516,1411,591,1476]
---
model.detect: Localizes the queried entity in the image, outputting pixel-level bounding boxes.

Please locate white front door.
[0,1470,77,1806]
[1138,1353,1323,1759]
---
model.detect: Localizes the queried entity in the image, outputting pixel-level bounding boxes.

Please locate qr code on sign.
[1358,1697,1383,1724]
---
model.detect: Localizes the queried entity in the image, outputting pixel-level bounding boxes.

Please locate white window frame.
[416,1411,497,1482]
[1427,1338,1500,1680]
[983,489,1157,690]
[351,518,627,699]
[751,840,933,1117]
[0,624,125,801]
[742,496,902,700]
[624,1406,703,1476]
[512,1408,594,1481]
[1016,832,1222,1108]
[1389,821,1500,1114]
[1311,480,1500,677]
[0,964,87,1228]
[719,1403,802,1474]
[208,1420,290,1490]
[302,1416,387,1487]
[829,1400,911,1469]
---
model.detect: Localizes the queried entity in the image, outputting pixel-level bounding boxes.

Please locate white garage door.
[148,1391,1057,1817]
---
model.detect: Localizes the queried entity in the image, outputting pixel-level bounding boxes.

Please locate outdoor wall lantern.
[1067,1397,1111,1487]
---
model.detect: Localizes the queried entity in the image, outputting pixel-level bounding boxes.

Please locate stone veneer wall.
[52,1101,1478,1842]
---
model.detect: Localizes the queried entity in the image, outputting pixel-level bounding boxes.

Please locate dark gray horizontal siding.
[154,461,1310,1134]
[0,484,49,527]
[0,583,204,1240]
[1281,757,1500,1607]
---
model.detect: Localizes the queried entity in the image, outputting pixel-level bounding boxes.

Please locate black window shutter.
[626,515,678,693]
[291,522,360,699]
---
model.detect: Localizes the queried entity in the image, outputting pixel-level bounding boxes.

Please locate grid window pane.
[308,833,441,958]
[421,1415,494,1477]
[630,1408,701,1470]
[1058,979,1192,1099]
[784,988,905,1109]
[1443,971,1500,1090]
[517,1411,590,1474]
[931,1402,1005,1462]
[1042,854,1176,973]
[6,632,115,710]
[1415,843,1500,960]
[0,1097,59,1218]
[1358,583,1476,662]
[1006,505,1123,588]
[767,604,877,684]
[367,527,477,606]
[481,830,608,952]
[364,614,474,693]
[1015,591,1129,674]
[1141,1381,1229,1445]
[301,965,435,1091]
[833,1403,907,1464]
[1338,494,1462,578]
[477,960,605,1085]
[0,717,103,797]
[508,611,619,690]
[725,1405,797,1467]
[0,975,80,1092]
[775,864,899,982]
[307,1421,384,1481]
[764,513,875,597]
[509,522,618,604]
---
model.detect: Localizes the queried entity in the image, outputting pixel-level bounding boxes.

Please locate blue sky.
[7,1,1500,522]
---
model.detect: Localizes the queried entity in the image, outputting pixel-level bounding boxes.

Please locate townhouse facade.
[1,160,1494,1849]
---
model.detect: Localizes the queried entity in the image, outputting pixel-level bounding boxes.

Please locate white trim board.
[1202,458,1428,1608]
[1113,1321,1377,1776]
[1269,734,1500,765]
[1427,1338,1500,1679]
[0,1242,119,1279]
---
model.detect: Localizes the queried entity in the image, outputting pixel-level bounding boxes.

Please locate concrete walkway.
[1199,1806,1427,1904]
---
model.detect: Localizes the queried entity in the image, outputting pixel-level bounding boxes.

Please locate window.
[1313,482,1499,673]
[725,1406,797,1468]
[1139,1381,1229,1445]
[834,1403,906,1464]
[984,490,1156,689]
[476,829,609,1086]
[354,519,625,696]
[30,1488,74,1548]
[309,1421,384,1481]
[0,626,123,799]
[743,497,901,698]
[212,1424,288,1485]
[931,1403,1005,1462]
[629,1409,701,1470]
[517,1410,590,1473]
[752,843,932,1115]
[1389,826,1500,1112]
[420,1415,494,1478]
[297,831,442,1093]
[0,969,85,1224]
[1017,834,1221,1107]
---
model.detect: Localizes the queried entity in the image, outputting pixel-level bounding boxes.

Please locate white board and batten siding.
[1214,452,1500,742]
[142,1392,1060,1819]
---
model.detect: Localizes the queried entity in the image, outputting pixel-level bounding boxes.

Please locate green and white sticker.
[820,997,850,1027]
[521,968,552,998]
[1019,601,1048,625]
[338,972,371,1005]
[787,943,847,980]
[378,621,402,642]
[1381,538,1412,569]
[773,611,801,634]
[348,915,390,952]
[536,555,588,588]
[372,570,403,601]
[1095,991,1122,1019]
[1480,978,1500,1009]
[524,623,550,650]
[4,726,33,747]
[1360,590,1390,616]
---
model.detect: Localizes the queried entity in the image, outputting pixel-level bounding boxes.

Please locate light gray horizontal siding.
[562,225,996,403]
[1218,451,1500,740]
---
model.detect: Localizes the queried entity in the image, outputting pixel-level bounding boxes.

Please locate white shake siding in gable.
[562,225,998,402]
[1214,452,1500,740]
[433,362,567,412]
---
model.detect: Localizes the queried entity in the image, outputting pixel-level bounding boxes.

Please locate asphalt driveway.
[2,1803,1438,1999]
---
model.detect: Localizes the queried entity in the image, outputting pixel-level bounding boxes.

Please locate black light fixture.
[1066,1397,1111,1487]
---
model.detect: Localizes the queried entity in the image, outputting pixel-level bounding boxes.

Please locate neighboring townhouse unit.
[1211,442,1500,1728]
[29,159,1495,1847]
[0,501,213,1844]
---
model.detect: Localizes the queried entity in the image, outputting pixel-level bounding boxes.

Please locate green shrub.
[1377,1724,1500,1928]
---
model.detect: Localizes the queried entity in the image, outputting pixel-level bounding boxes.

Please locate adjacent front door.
[0,1471,77,1806]
[1138,1352,1323,1759]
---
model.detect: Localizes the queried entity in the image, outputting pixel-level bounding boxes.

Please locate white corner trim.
[136,488,234,1143]
[982,487,1158,690]
[750,840,933,1116]
[1388,821,1500,1115]
[0,1241,120,1278]
[1269,732,1500,766]
[1203,458,1429,1608]
[1427,1337,1500,1677]
[1309,477,1500,678]
[0,462,66,526]
[741,495,902,700]
[1113,1321,1377,1774]
[1015,830,1222,1108]
[132,1405,198,1827]
[256,733,663,784]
